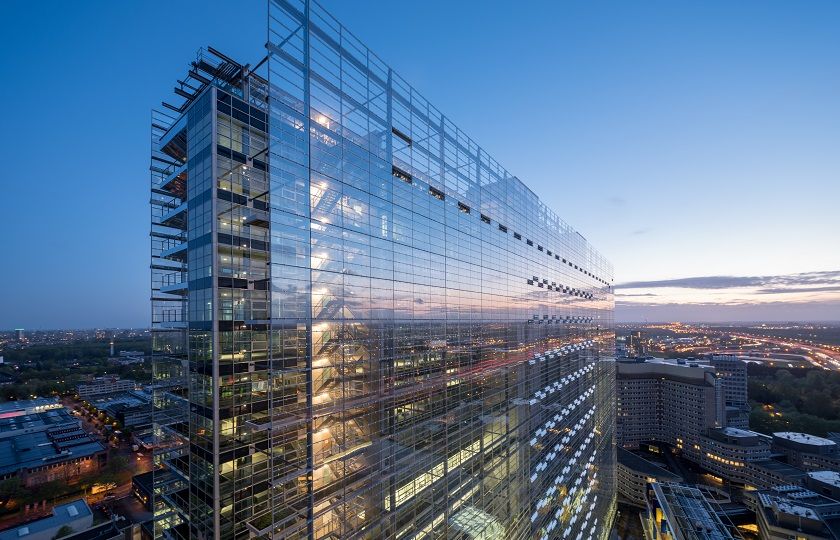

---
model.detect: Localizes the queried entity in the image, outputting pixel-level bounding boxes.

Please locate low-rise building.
[773,432,840,471]
[76,376,136,399]
[698,427,772,485]
[642,482,736,540]
[0,500,93,540]
[0,403,78,441]
[745,485,840,539]
[0,407,107,487]
[0,398,62,417]
[743,459,808,490]
[91,391,152,429]
[616,448,681,507]
[807,471,840,501]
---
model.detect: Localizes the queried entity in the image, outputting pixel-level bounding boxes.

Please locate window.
[514,232,521,240]
[480,214,491,224]
[392,127,412,146]
[392,165,412,183]
[458,202,470,214]
[429,187,445,201]
[498,224,507,233]
[526,239,533,246]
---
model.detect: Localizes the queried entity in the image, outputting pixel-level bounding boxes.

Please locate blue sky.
[1,0,838,328]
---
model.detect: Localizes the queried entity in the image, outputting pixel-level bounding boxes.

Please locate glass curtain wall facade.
[150,1,615,539]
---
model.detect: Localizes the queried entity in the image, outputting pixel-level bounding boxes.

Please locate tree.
[53,525,74,539]
[0,478,26,507]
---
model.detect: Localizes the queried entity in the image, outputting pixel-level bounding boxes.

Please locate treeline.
[748,367,840,436]
[0,339,152,402]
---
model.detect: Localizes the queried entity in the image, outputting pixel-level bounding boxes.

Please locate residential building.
[149,1,616,539]
[0,500,93,540]
[76,376,136,399]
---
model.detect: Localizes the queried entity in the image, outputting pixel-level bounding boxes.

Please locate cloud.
[606,196,625,206]
[630,228,651,236]
[617,270,840,291]
[755,285,840,295]
[615,292,658,297]
[615,299,840,323]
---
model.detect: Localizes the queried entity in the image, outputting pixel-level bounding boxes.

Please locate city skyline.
[2,0,839,329]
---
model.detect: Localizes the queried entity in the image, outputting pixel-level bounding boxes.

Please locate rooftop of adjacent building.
[617,448,682,482]
[650,482,734,539]
[0,423,105,477]
[0,407,77,437]
[808,470,840,488]
[750,459,808,480]
[774,431,836,447]
[0,397,62,416]
[718,427,760,438]
[0,500,92,540]
[90,390,150,411]
[617,357,717,384]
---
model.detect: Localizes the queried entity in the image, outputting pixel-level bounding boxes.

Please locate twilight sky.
[1,0,838,329]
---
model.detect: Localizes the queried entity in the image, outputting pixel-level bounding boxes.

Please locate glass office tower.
[150,1,615,539]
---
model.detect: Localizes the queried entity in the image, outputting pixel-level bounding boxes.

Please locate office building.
[708,355,749,429]
[616,358,722,461]
[76,376,136,399]
[149,1,615,539]
[15,329,24,342]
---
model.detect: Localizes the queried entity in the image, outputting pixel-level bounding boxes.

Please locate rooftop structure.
[0,500,93,540]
